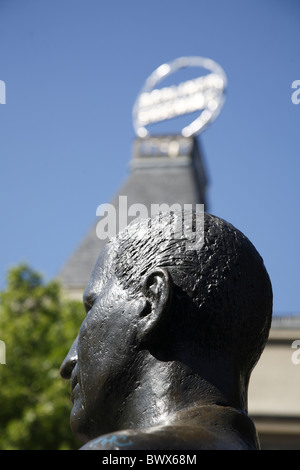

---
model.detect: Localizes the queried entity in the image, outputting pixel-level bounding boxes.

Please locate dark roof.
[58,135,208,290]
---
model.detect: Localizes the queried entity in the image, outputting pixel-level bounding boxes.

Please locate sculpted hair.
[111,211,273,380]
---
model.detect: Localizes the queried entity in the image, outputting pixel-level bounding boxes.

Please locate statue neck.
[115,352,246,431]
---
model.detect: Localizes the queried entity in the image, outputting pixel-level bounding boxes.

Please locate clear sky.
[0,0,299,315]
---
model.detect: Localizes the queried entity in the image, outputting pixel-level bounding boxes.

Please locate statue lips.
[71,372,80,403]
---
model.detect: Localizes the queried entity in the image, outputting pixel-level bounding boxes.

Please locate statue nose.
[60,336,78,380]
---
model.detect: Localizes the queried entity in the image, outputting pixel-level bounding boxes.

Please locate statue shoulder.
[80,428,187,450]
[80,408,259,450]
[79,430,158,450]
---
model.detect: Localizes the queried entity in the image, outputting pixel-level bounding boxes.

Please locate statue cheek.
[78,314,101,358]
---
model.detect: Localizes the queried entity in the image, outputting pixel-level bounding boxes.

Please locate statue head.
[60,210,272,447]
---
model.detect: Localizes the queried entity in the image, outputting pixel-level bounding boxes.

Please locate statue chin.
[70,400,89,444]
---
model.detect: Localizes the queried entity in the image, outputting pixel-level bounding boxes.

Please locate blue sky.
[0,0,299,315]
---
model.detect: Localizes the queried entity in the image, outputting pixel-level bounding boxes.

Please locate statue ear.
[137,268,173,344]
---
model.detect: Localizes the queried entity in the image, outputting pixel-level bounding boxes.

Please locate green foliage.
[0,264,84,449]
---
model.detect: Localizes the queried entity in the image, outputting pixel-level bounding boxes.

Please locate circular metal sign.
[132,56,227,138]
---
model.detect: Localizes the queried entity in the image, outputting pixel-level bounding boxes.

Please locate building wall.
[248,318,300,449]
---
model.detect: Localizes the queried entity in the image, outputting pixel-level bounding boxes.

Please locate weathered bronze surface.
[60,211,272,450]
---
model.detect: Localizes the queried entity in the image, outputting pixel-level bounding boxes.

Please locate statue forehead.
[85,242,118,295]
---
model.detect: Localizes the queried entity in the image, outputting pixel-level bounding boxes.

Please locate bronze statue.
[60,211,272,450]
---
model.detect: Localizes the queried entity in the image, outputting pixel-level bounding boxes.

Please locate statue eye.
[83,293,97,314]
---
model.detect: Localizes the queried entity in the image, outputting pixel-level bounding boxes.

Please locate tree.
[0,264,84,449]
